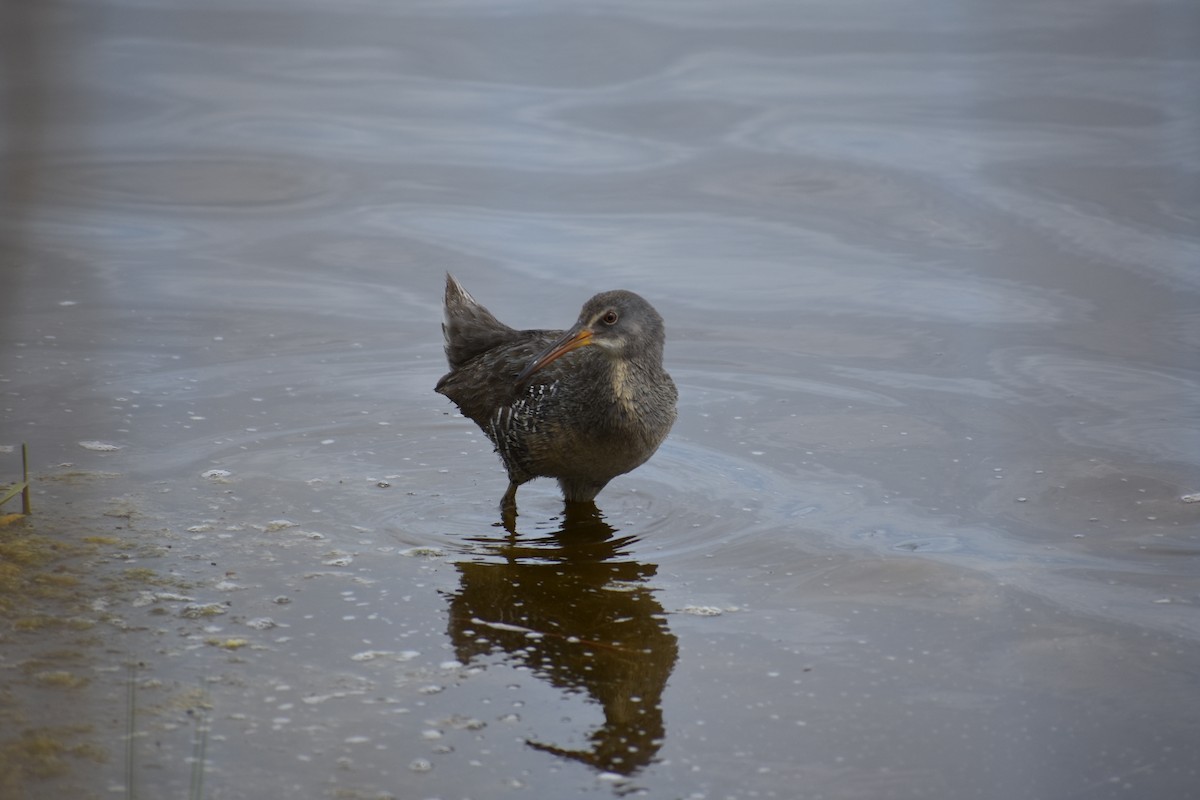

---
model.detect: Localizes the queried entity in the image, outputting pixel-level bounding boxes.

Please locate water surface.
[1,0,1198,798]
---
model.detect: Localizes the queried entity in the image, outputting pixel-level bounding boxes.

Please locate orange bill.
[516,327,593,383]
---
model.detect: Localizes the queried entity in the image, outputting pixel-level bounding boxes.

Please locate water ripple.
[360,207,1078,325]
[995,350,1200,464]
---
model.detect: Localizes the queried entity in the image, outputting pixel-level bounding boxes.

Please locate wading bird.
[435,273,677,514]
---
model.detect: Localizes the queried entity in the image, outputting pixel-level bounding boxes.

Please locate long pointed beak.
[516,326,593,383]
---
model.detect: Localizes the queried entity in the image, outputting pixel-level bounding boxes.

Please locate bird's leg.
[500,481,518,510]
[500,481,519,514]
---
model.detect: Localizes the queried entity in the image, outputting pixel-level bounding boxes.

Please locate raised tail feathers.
[441,273,520,369]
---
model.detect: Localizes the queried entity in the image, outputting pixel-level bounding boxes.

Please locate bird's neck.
[606,356,665,428]
[610,358,637,412]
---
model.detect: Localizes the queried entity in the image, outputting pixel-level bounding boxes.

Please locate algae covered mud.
[0,473,165,794]
[2,0,1199,797]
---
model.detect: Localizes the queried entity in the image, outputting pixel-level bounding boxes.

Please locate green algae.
[32,671,91,690]
[204,637,249,650]
[0,726,106,793]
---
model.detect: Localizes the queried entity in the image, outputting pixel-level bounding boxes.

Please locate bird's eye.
[601,310,619,325]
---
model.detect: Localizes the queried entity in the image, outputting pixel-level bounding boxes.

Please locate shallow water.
[2,0,1199,797]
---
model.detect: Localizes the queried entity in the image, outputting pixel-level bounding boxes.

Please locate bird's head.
[516,290,665,383]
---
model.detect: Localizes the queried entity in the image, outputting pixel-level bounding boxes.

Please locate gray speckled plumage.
[435,273,677,511]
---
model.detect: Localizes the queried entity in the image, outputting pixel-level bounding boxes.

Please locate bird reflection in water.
[444,504,678,775]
